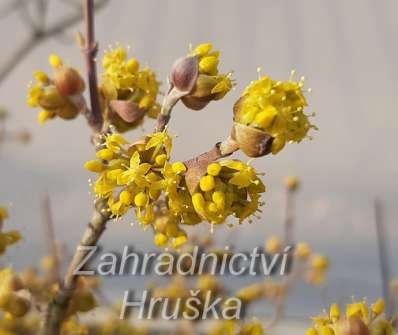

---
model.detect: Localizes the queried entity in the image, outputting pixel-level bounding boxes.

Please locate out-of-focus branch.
[41,193,61,284]
[0,0,26,18]
[265,181,297,330]
[283,184,295,246]
[0,0,110,85]
[41,199,110,335]
[374,199,392,318]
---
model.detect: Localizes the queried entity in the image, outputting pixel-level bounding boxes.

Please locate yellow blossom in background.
[285,175,300,191]
[305,254,329,286]
[307,298,393,335]
[0,207,21,256]
[0,207,8,221]
[99,46,160,132]
[27,54,85,124]
[234,71,316,155]
[209,319,264,335]
[265,236,282,254]
[295,242,312,259]
[310,254,329,271]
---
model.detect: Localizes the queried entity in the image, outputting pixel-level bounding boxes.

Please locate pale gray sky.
[0,0,397,320]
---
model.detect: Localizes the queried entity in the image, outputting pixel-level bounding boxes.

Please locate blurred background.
[0,0,397,324]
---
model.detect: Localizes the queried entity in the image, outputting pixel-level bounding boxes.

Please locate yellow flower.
[234,71,316,155]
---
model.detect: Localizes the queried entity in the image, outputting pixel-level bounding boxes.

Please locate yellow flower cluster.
[85,133,265,247]
[85,132,172,220]
[307,298,393,335]
[180,43,233,110]
[99,46,160,132]
[0,269,31,319]
[27,54,85,124]
[234,72,316,154]
[0,207,21,256]
[192,160,265,225]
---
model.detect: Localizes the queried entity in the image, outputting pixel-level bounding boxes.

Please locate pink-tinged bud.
[54,67,85,96]
[109,100,147,123]
[231,122,273,157]
[169,56,199,93]
[335,317,370,335]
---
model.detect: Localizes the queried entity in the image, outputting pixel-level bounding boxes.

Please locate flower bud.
[109,100,147,123]
[38,86,68,110]
[68,290,97,314]
[335,317,370,335]
[54,66,85,96]
[54,102,79,120]
[169,56,199,93]
[231,122,273,157]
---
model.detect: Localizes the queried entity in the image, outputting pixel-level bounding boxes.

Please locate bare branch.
[81,0,103,132]
[0,0,110,85]
[0,0,26,19]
